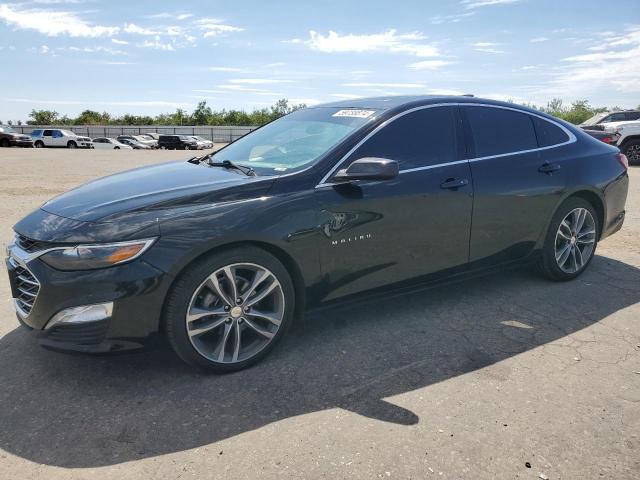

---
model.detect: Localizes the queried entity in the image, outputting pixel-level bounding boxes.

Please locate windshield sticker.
[332,109,375,118]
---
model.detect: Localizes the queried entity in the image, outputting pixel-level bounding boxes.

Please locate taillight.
[616,153,629,170]
[601,136,613,144]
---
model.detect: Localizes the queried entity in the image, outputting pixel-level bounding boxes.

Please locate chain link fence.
[13,125,257,143]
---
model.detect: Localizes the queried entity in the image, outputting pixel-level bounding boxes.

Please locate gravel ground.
[0,148,638,480]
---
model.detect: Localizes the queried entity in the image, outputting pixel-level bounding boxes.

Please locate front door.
[315,106,473,301]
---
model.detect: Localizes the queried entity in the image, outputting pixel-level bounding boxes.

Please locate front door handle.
[440,178,469,189]
[538,162,561,174]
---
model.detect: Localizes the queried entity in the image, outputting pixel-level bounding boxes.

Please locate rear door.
[315,105,474,301]
[462,105,570,267]
[51,130,65,147]
[42,130,53,146]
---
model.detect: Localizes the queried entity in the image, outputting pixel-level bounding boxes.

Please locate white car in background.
[190,136,214,149]
[31,129,93,148]
[601,121,640,165]
[92,137,133,150]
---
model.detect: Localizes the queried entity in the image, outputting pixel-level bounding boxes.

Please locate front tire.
[164,246,295,372]
[537,198,599,281]
[67,141,77,149]
[0,138,9,147]
[622,140,640,165]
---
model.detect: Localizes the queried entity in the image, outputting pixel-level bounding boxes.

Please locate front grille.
[9,258,40,315]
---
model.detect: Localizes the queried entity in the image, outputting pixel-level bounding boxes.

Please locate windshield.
[1,126,15,133]
[61,129,76,136]
[207,107,378,175]
[581,113,608,126]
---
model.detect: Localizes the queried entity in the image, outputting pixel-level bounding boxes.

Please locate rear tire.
[622,140,640,165]
[536,197,599,281]
[164,246,295,372]
[0,138,9,148]
[34,141,44,148]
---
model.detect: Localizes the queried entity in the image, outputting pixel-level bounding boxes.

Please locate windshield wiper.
[208,158,256,177]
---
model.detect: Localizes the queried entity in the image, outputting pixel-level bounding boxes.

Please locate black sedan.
[6,96,629,372]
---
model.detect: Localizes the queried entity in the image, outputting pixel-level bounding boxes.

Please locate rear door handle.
[538,162,561,174]
[440,178,469,189]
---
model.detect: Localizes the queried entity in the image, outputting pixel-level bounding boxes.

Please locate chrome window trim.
[315,102,576,188]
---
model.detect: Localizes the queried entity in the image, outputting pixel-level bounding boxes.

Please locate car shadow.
[0,255,638,468]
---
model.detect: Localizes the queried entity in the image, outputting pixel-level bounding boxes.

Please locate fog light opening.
[46,302,113,330]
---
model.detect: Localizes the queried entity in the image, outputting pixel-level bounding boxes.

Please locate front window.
[207,107,379,175]
[0,126,15,133]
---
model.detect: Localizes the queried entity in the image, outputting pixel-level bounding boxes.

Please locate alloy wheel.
[554,207,596,273]
[625,144,640,164]
[185,262,285,364]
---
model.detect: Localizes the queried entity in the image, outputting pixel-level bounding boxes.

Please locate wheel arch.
[159,240,306,333]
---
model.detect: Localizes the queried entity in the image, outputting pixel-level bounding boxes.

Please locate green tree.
[27,109,60,125]
[192,101,212,125]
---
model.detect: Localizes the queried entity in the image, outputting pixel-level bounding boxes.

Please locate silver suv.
[30,129,93,149]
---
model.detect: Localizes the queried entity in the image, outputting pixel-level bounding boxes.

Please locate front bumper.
[5,242,172,353]
[10,138,34,147]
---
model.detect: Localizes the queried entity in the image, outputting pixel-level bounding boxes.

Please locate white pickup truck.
[601,121,640,165]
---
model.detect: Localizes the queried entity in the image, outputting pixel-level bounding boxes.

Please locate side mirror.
[332,157,399,182]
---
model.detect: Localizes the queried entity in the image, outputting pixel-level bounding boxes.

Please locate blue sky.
[0,0,639,122]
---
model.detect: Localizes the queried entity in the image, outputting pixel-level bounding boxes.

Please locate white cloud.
[472,42,505,53]
[0,4,119,37]
[229,78,293,84]
[431,12,475,24]
[530,37,549,43]
[329,93,363,99]
[177,14,193,20]
[39,45,49,53]
[208,66,244,72]
[342,82,425,88]
[6,98,192,108]
[546,25,640,97]
[124,23,160,35]
[195,18,244,38]
[303,29,440,57]
[462,0,522,9]
[289,98,321,105]
[111,38,128,45]
[408,59,454,70]
[140,36,175,51]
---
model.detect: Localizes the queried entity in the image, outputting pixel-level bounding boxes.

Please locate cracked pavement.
[0,149,638,479]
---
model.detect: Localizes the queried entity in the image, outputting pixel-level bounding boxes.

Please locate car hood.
[40,160,273,223]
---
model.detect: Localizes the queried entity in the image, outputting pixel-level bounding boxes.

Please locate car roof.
[310,95,535,112]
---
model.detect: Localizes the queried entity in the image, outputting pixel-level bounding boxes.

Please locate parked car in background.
[583,129,619,145]
[580,110,640,130]
[158,134,198,150]
[137,134,159,147]
[5,96,629,372]
[118,138,152,150]
[144,132,160,141]
[190,136,214,149]
[31,129,93,149]
[0,125,33,147]
[117,135,158,149]
[600,121,640,165]
[92,137,133,150]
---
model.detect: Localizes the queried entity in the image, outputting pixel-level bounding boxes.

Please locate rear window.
[532,116,570,147]
[465,106,537,157]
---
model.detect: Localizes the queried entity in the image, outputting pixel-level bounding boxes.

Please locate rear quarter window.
[532,116,570,147]
[465,106,537,157]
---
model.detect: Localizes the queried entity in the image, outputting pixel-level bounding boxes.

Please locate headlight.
[40,238,156,271]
